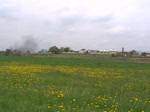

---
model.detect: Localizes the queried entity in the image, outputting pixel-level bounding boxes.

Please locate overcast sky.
[0,0,150,51]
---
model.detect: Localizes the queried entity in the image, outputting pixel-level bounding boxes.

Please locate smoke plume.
[11,35,39,54]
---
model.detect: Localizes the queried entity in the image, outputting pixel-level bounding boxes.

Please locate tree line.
[1,46,71,56]
[0,46,149,57]
[49,46,70,54]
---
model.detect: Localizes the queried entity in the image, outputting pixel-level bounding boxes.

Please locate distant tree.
[26,50,31,54]
[64,47,70,52]
[12,49,22,56]
[4,49,12,56]
[49,46,60,54]
[130,50,138,55]
[112,54,116,57]
[141,52,147,57]
[60,47,64,53]
[0,51,4,55]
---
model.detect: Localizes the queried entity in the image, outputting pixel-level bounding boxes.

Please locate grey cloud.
[42,16,83,34]
[58,13,113,28]
[91,15,113,23]
[0,1,150,52]
[60,16,81,26]
[41,7,114,36]
[55,7,70,14]
[43,10,114,35]
[19,11,145,51]
[0,4,18,20]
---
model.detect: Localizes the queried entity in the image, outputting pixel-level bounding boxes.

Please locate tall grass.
[0,56,149,112]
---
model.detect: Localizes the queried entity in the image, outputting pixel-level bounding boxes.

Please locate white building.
[99,49,117,54]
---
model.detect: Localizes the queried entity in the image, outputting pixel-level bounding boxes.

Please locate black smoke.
[11,35,39,54]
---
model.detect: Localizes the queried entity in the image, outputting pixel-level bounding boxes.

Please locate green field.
[0,56,150,112]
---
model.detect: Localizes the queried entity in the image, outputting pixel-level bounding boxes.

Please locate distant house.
[87,50,99,54]
[79,49,87,54]
[38,49,47,53]
[146,53,150,57]
[99,49,117,54]
[138,51,150,57]
[109,49,117,54]
[65,50,79,54]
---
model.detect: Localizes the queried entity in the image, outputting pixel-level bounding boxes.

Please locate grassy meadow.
[0,56,150,112]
